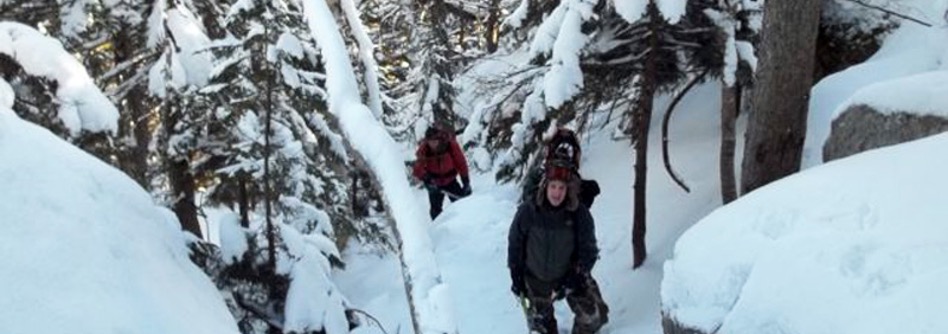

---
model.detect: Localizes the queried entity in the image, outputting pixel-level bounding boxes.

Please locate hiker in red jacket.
[413,125,471,219]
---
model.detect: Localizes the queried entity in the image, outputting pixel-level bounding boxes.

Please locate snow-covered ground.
[337,81,727,333]
[338,3,948,334]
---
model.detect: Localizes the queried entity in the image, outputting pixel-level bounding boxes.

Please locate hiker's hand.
[422,175,437,191]
[461,176,471,195]
[510,270,526,297]
[563,267,588,291]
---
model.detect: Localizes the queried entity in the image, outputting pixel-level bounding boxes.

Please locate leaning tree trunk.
[740,0,821,194]
[631,2,661,270]
[720,84,739,204]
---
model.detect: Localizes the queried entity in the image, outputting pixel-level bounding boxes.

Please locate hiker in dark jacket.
[508,157,609,334]
[413,125,471,219]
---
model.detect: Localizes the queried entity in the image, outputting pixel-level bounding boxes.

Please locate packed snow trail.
[336,82,726,334]
[429,83,725,334]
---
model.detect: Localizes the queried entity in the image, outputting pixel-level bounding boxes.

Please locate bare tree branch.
[348,308,393,334]
[661,68,709,193]
[840,0,933,27]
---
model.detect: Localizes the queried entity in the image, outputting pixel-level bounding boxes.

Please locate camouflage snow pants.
[524,272,609,334]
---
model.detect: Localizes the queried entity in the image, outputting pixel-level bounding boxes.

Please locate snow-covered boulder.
[661,132,948,334]
[0,110,239,334]
[823,103,948,162]
[803,13,948,168]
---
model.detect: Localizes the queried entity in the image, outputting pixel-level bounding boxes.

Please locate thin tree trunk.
[163,96,201,237]
[741,0,821,194]
[113,29,152,189]
[485,0,501,53]
[720,83,739,204]
[459,24,466,51]
[118,85,152,189]
[169,157,201,237]
[239,173,250,228]
[631,2,660,270]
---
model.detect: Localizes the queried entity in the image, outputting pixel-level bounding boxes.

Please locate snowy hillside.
[0,107,238,333]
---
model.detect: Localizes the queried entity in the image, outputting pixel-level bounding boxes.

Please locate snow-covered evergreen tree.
[178,0,382,331]
[0,21,119,139]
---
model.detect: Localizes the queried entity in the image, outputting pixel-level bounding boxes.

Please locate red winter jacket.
[413,138,469,186]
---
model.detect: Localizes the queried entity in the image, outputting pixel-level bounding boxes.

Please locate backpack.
[521,128,600,207]
[545,128,581,169]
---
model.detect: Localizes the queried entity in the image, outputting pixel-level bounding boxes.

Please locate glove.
[422,174,438,191]
[461,176,471,196]
[510,269,526,297]
[563,267,589,292]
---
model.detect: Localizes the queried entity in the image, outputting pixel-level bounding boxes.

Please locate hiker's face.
[426,138,442,150]
[546,180,567,207]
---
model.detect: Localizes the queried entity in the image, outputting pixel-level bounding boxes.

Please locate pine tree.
[185,0,363,331]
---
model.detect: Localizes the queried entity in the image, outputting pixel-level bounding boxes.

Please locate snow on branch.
[340,0,384,118]
[615,0,687,24]
[0,21,118,136]
[503,0,530,28]
[0,78,12,110]
[537,0,597,109]
[300,1,458,334]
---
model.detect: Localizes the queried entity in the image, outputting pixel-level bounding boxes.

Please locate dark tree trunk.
[631,2,661,270]
[741,0,821,194]
[122,85,152,189]
[720,84,739,204]
[163,100,201,237]
[485,0,501,53]
[109,25,153,190]
[169,157,202,237]
[238,172,251,228]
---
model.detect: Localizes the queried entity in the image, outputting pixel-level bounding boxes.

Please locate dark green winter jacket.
[507,199,598,283]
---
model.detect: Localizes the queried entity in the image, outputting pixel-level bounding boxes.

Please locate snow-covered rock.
[661,132,948,334]
[0,110,238,334]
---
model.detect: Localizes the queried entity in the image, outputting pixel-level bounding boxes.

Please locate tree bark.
[720,84,739,204]
[163,99,201,238]
[740,0,821,194]
[112,28,152,190]
[238,173,251,228]
[123,85,152,189]
[485,0,501,53]
[631,2,661,270]
[168,157,202,238]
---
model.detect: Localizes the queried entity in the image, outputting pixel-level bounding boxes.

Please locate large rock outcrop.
[822,104,948,162]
